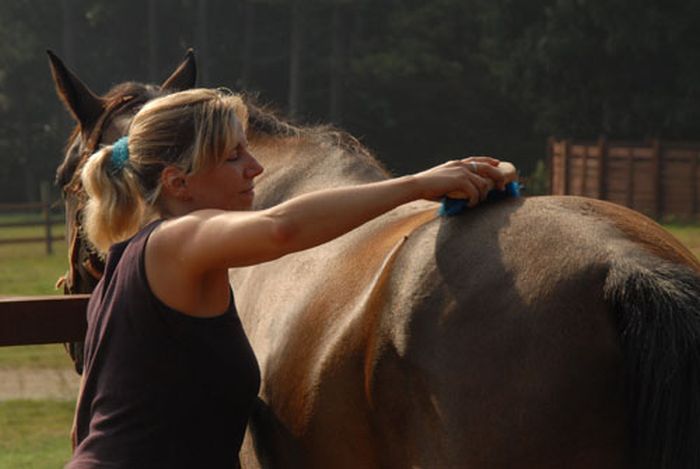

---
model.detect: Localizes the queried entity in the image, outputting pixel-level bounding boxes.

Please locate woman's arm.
[154,158,516,273]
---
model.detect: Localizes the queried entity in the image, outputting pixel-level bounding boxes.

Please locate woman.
[68,88,517,468]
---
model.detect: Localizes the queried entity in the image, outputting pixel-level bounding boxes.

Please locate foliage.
[524,159,549,196]
[477,0,700,139]
[0,0,697,201]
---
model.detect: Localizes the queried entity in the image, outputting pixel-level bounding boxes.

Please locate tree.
[477,0,700,139]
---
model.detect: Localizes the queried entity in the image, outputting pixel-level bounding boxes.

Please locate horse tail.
[605,258,700,469]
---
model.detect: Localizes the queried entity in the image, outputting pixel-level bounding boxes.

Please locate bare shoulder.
[146,210,225,276]
[147,207,285,276]
[145,212,232,317]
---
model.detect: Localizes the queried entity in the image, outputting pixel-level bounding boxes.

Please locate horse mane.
[57,85,391,194]
[243,94,390,177]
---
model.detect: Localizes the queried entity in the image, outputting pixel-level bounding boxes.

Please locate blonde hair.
[81,88,248,252]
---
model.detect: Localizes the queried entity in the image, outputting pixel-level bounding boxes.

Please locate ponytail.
[81,143,145,253]
[80,88,249,253]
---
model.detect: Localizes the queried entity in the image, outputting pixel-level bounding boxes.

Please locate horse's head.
[49,49,196,295]
[49,50,196,371]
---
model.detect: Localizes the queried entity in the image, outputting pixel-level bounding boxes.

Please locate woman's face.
[184,136,264,212]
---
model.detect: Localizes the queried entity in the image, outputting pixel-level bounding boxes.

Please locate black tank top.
[69,220,260,469]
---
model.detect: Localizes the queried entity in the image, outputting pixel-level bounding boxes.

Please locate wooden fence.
[0,295,88,346]
[548,138,700,220]
[0,183,82,348]
[0,181,65,254]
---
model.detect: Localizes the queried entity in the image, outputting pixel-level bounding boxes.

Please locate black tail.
[606,259,700,469]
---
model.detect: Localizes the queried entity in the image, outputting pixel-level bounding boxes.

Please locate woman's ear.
[161,166,190,200]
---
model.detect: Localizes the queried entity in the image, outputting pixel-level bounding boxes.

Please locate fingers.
[422,156,516,206]
[446,171,491,207]
[469,173,492,204]
[462,156,500,167]
[446,178,481,207]
[473,163,508,191]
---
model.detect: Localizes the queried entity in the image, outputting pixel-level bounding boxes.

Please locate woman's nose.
[245,152,264,178]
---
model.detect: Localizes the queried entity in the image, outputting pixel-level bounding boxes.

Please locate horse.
[48,50,700,469]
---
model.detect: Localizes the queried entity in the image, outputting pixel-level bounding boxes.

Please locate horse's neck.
[250,134,391,209]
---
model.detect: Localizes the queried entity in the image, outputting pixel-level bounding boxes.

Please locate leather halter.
[59,94,146,294]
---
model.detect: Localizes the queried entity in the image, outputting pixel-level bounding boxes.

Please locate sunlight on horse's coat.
[49,50,700,469]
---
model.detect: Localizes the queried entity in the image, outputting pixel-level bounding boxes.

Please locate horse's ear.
[47,50,105,134]
[161,48,197,91]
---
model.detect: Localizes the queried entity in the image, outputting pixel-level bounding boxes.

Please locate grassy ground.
[665,223,700,260]
[0,400,74,469]
[0,230,67,297]
[0,217,74,468]
[0,221,72,369]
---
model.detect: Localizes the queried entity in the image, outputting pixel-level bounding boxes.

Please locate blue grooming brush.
[439,181,521,217]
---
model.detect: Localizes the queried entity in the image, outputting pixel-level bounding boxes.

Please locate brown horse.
[49,51,700,469]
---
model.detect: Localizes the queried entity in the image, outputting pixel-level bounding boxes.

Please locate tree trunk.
[196,0,209,85]
[329,3,346,124]
[61,0,75,65]
[148,0,158,82]
[288,0,303,119]
[239,0,255,87]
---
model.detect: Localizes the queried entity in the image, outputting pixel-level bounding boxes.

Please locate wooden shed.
[548,138,700,221]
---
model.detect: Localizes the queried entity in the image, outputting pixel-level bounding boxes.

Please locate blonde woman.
[68,88,517,468]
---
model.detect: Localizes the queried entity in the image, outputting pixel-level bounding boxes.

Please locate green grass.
[664,223,700,260]
[0,211,68,297]
[0,240,68,296]
[0,229,73,369]
[0,400,74,469]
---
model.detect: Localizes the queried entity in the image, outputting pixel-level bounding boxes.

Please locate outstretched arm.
[156,157,515,273]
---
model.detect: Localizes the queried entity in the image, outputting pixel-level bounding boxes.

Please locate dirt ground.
[0,367,80,401]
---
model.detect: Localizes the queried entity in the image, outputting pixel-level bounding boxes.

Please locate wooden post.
[597,136,608,200]
[626,147,634,209]
[651,139,663,220]
[40,181,53,255]
[581,144,589,196]
[692,149,699,218]
[547,137,555,195]
[563,139,571,195]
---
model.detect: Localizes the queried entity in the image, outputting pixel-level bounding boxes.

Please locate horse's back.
[239,195,700,468]
[369,195,698,468]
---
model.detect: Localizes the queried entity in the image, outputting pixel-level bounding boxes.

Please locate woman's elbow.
[267,213,299,257]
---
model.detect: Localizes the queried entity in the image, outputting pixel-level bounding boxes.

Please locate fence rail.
[0,181,65,254]
[548,137,700,220]
[0,295,89,346]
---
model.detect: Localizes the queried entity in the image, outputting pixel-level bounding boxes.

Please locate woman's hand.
[414,156,517,207]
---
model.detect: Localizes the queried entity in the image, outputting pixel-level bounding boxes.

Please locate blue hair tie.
[439,181,521,217]
[110,136,130,171]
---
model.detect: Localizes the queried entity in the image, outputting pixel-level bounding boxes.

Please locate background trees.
[0,0,697,201]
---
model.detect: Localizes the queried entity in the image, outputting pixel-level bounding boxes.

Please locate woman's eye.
[227,145,244,162]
